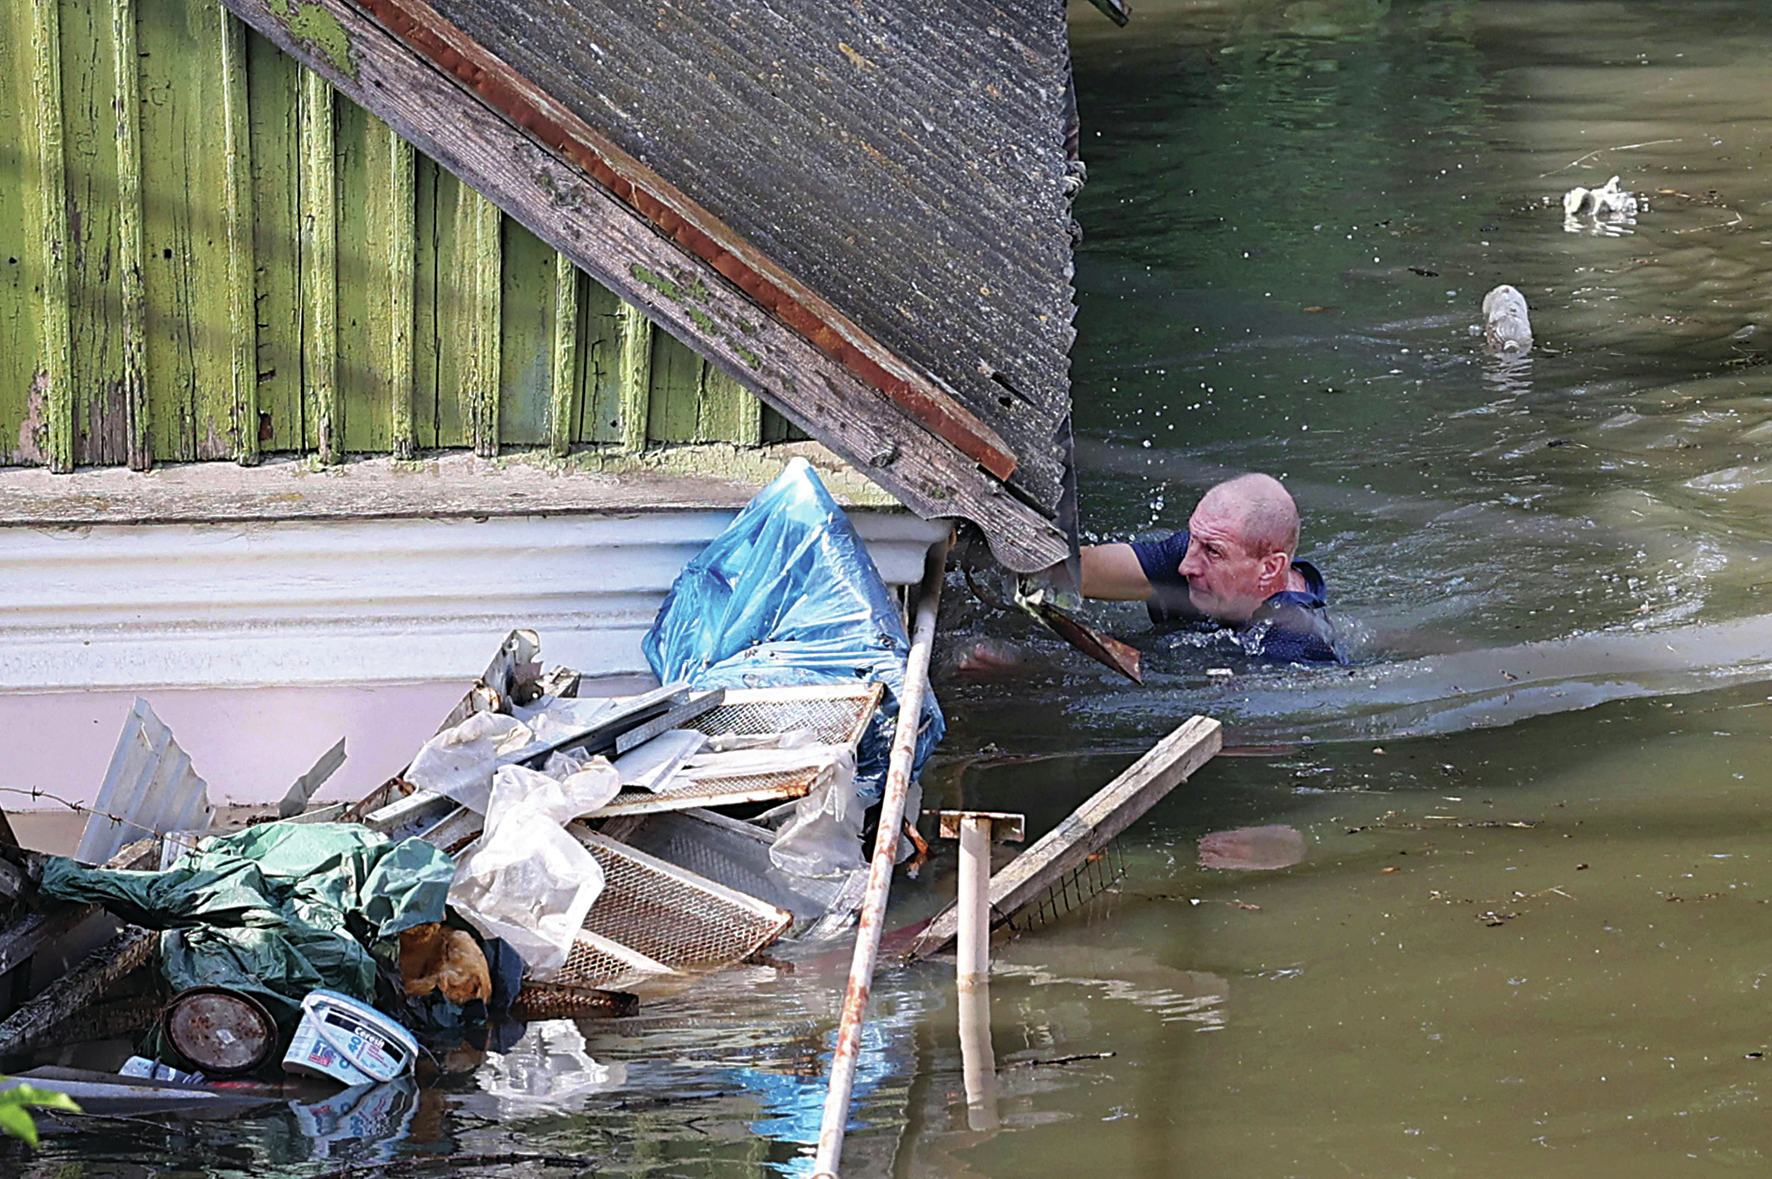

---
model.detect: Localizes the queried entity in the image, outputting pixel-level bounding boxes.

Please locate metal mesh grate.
[574,827,792,969]
[686,684,883,745]
[621,809,844,922]
[557,936,655,990]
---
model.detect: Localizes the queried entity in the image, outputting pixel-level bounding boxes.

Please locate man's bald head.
[1197,473,1300,559]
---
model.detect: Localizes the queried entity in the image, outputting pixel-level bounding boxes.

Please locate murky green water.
[18,2,1772,1176]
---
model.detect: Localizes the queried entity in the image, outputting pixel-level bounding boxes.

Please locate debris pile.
[0,459,918,1126]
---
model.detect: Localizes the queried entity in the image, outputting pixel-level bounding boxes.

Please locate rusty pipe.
[811,532,949,1179]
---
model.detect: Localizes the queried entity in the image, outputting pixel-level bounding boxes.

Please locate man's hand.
[1078,543,1154,602]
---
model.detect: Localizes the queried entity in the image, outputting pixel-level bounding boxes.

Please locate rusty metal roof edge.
[348,0,1020,483]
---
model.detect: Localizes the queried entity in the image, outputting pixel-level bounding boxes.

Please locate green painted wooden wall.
[0,0,798,470]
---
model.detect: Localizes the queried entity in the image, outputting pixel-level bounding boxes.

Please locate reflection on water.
[23,3,1772,1178]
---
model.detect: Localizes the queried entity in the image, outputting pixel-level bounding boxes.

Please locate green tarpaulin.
[39,823,454,1030]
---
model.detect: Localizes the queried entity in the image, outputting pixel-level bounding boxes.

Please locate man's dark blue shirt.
[1127,530,1344,664]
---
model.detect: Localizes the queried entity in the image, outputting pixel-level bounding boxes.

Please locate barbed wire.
[0,785,167,841]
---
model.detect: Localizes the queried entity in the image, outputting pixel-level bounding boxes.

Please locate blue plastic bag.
[642,458,943,802]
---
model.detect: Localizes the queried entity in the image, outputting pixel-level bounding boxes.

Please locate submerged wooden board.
[905,716,1223,961]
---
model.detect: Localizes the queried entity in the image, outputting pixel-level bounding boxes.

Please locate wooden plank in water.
[0,926,155,1058]
[905,715,1222,961]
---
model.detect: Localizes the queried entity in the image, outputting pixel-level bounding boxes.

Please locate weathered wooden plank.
[703,359,760,447]
[336,100,395,454]
[616,300,651,453]
[113,0,149,469]
[219,0,1068,569]
[495,217,553,447]
[388,132,417,458]
[548,250,578,455]
[140,0,238,462]
[412,156,448,447]
[300,68,340,461]
[646,331,703,444]
[906,716,1223,960]
[0,0,46,466]
[0,926,155,1057]
[221,10,258,465]
[245,26,304,451]
[575,280,620,444]
[31,0,74,473]
[60,0,126,467]
[467,188,500,457]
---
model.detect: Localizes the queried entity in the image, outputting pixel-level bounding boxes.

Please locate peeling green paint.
[1,0,775,471]
[280,0,354,81]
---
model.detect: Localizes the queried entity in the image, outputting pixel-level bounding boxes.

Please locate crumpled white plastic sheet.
[448,760,621,978]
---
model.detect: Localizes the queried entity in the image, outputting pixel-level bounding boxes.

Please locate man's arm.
[1078,543,1154,601]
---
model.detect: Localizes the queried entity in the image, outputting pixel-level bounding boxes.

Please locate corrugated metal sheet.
[75,698,213,865]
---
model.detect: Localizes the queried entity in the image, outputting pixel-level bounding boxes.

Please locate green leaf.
[0,1102,40,1148]
[0,1078,82,1149]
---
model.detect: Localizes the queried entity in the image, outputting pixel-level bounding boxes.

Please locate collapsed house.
[0,0,1084,803]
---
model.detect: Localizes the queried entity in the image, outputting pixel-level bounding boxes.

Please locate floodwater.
[19,1,1772,1176]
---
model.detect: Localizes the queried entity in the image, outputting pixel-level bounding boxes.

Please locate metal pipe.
[811,534,949,1179]
[956,979,1000,1131]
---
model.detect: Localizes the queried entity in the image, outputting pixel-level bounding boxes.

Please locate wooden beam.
[0,839,158,980]
[616,301,651,454]
[218,0,1067,570]
[0,926,155,1058]
[221,12,259,466]
[301,69,339,461]
[30,0,73,473]
[112,0,149,471]
[549,251,579,456]
[388,133,417,458]
[905,716,1223,960]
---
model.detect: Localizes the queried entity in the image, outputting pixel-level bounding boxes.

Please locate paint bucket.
[281,990,418,1086]
[161,987,277,1077]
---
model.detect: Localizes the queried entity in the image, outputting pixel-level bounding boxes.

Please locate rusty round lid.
[162,986,277,1076]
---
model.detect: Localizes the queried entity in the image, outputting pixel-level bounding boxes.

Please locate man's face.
[1176,496,1280,622]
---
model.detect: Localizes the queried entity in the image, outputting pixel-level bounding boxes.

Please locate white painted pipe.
[956,814,991,988]
[956,978,1000,1131]
[811,535,948,1179]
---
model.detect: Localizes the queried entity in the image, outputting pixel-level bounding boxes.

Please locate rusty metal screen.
[553,826,792,987]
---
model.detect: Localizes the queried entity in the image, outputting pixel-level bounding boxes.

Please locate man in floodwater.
[1078,472,1343,664]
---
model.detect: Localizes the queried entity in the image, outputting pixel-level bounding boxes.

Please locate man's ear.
[1258,551,1289,587]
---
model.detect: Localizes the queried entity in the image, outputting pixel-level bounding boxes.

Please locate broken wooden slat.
[218,0,1068,572]
[0,925,155,1058]
[905,716,1223,961]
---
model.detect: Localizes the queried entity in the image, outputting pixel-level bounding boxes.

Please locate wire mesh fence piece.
[906,715,1222,961]
[1000,840,1126,935]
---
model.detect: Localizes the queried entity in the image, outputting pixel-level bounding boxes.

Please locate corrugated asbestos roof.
[433,0,1078,515]
[220,0,1077,570]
